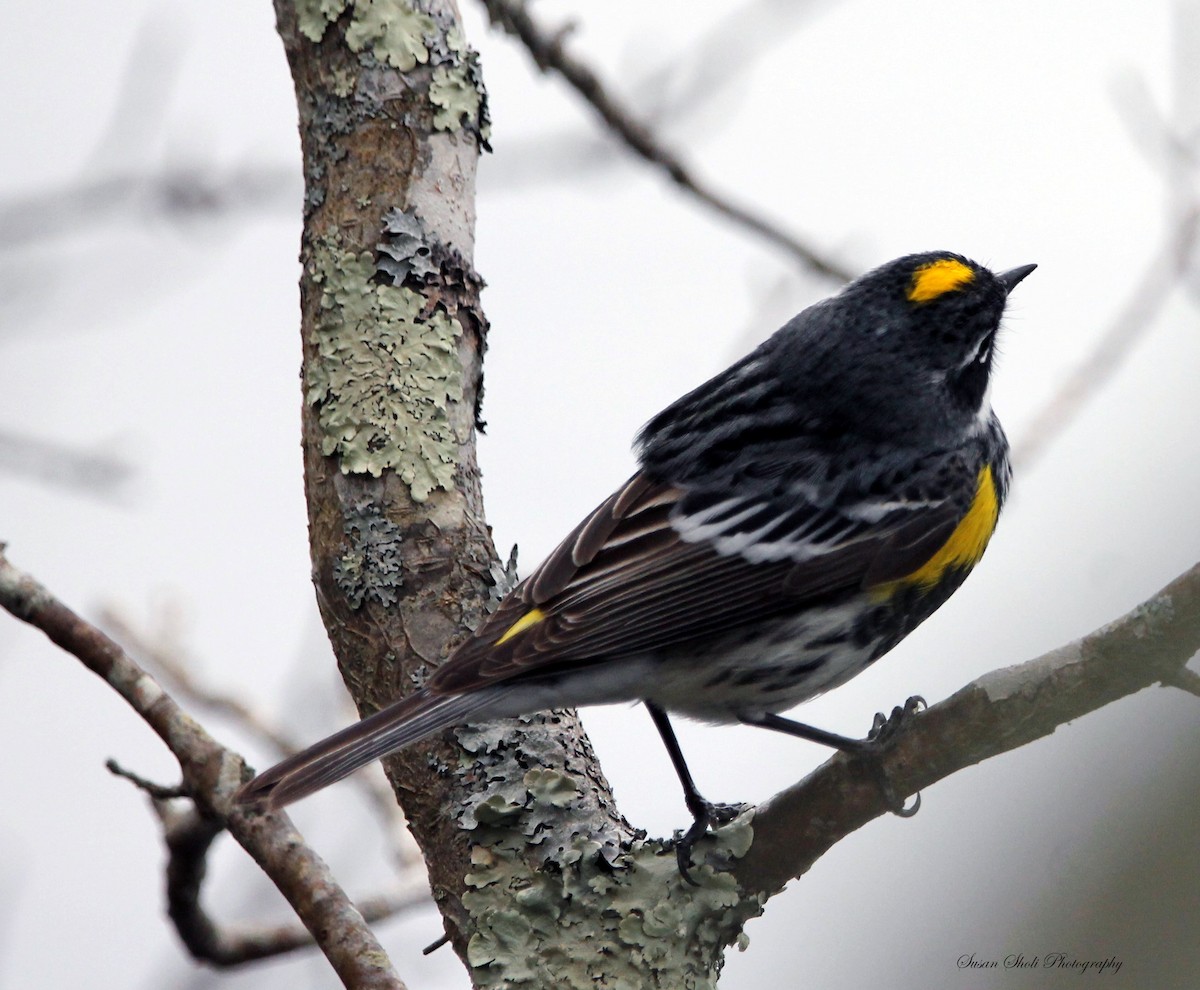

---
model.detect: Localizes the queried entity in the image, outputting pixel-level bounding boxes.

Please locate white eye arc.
[961,333,992,369]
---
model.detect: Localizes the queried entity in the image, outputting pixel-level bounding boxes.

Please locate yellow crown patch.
[907,259,975,303]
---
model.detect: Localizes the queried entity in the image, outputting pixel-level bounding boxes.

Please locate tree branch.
[735,560,1200,894]
[478,0,853,281]
[162,802,427,966]
[0,546,407,990]
[0,429,134,500]
[104,761,430,966]
[100,604,428,871]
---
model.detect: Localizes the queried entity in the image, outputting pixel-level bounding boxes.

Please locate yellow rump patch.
[888,465,999,591]
[495,607,547,645]
[907,259,975,303]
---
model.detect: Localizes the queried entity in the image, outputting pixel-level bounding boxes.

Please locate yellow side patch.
[890,465,999,591]
[495,607,547,646]
[908,259,975,303]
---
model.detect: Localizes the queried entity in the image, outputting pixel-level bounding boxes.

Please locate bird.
[237,251,1034,878]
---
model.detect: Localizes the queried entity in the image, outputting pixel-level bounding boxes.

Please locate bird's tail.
[234,688,489,810]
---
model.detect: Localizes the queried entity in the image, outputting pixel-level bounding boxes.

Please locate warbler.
[238,251,1034,874]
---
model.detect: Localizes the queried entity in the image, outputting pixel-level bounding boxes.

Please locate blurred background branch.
[101,604,428,874]
[478,0,853,280]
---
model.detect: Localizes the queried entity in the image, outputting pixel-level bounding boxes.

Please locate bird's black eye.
[907,259,975,303]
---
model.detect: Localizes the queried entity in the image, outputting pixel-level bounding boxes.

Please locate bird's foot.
[672,797,751,885]
[855,695,925,817]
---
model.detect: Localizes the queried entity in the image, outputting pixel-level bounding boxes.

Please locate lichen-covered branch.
[0,547,405,990]
[735,560,1200,895]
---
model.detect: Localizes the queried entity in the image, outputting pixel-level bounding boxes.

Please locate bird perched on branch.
[237,251,1035,880]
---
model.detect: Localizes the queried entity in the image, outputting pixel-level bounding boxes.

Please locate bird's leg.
[645,702,748,885]
[739,696,926,817]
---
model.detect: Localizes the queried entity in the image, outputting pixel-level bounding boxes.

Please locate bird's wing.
[429,461,977,694]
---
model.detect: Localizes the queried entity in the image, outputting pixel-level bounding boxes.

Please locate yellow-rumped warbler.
[238,252,1034,873]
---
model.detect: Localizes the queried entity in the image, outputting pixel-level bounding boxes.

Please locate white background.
[1,1,1197,988]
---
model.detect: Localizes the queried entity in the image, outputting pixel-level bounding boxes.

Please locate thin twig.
[105,759,431,966]
[1163,666,1200,698]
[0,547,406,990]
[479,0,853,282]
[100,606,427,872]
[633,0,837,130]
[158,804,429,967]
[107,758,189,800]
[0,430,134,500]
[0,165,299,253]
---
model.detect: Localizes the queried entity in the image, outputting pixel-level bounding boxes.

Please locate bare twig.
[734,560,1200,894]
[157,803,428,967]
[104,758,430,966]
[0,547,406,990]
[163,886,430,967]
[635,0,837,128]
[107,758,189,800]
[100,605,427,872]
[478,0,853,282]
[1163,666,1200,698]
[1011,204,1200,471]
[1018,15,1200,472]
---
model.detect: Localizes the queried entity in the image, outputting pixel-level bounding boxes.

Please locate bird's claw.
[672,798,751,885]
[861,695,925,817]
[867,695,926,745]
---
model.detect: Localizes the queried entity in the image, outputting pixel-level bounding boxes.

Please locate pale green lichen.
[462,820,762,989]
[331,65,357,98]
[524,768,578,809]
[296,0,349,43]
[452,719,763,988]
[430,63,482,132]
[444,24,467,54]
[306,234,463,499]
[294,0,488,143]
[295,0,435,71]
[344,0,435,70]
[439,26,491,144]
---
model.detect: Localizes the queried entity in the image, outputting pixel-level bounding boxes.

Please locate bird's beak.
[999,263,1037,294]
